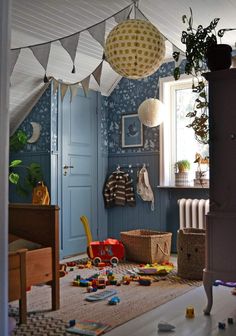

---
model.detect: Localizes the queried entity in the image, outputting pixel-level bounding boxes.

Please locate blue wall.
[9,86,53,203]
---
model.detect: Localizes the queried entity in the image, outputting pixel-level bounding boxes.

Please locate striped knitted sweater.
[103,171,136,208]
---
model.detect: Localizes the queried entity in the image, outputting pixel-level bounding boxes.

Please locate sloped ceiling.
[10,0,236,131]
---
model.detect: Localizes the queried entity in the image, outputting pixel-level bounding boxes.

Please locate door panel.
[61,88,98,257]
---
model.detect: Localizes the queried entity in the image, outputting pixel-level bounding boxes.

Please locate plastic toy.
[228,317,234,324]
[185,306,195,318]
[136,262,174,275]
[218,322,226,330]
[80,215,125,266]
[108,296,120,305]
[214,280,236,287]
[85,289,117,302]
[157,322,175,332]
[138,277,152,286]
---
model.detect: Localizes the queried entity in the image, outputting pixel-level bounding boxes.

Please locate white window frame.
[159,74,193,186]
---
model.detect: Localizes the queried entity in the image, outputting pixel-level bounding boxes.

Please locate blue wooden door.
[61,88,98,257]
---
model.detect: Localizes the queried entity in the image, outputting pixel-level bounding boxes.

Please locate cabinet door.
[207,69,236,211]
[61,88,98,257]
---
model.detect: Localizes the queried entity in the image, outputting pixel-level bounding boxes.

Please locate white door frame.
[0,0,11,334]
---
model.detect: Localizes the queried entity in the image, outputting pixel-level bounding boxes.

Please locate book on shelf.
[66,320,111,335]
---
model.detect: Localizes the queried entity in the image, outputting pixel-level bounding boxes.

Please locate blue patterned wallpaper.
[16,86,52,153]
[107,60,185,154]
[100,95,109,155]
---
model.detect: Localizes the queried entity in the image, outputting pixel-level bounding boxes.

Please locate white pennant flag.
[92,61,103,86]
[70,84,79,102]
[114,6,131,23]
[60,33,80,72]
[10,49,21,75]
[134,6,147,21]
[81,75,90,96]
[88,21,106,48]
[30,43,51,71]
[61,83,68,101]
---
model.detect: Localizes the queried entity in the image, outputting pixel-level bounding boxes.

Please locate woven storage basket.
[177,228,205,280]
[120,229,172,264]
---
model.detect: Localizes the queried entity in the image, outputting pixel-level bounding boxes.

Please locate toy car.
[108,296,120,305]
[87,238,125,266]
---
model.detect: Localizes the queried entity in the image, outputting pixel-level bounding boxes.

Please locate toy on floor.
[157,322,175,332]
[214,280,236,288]
[108,296,120,305]
[138,277,152,286]
[135,262,174,275]
[228,317,234,324]
[185,306,195,318]
[85,289,117,302]
[80,215,125,266]
[218,322,226,330]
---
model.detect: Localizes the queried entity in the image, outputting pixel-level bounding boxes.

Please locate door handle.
[63,165,74,176]
[63,165,74,170]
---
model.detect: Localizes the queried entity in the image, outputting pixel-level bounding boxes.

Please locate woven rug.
[10,261,202,335]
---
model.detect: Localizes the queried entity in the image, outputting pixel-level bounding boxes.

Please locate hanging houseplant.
[173,8,235,144]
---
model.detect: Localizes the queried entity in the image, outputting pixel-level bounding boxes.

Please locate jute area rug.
[10,261,201,335]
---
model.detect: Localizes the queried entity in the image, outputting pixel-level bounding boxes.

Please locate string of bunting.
[10,2,183,101]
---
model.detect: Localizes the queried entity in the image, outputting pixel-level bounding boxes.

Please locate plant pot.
[206,44,232,71]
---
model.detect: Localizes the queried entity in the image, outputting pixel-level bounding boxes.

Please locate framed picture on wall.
[121,114,143,148]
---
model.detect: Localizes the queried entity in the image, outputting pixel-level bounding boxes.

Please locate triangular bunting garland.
[70,84,79,102]
[30,43,51,71]
[114,6,132,23]
[88,21,106,48]
[92,61,103,86]
[60,33,80,73]
[10,49,21,75]
[81,75,90,96]
[61,83,68,101]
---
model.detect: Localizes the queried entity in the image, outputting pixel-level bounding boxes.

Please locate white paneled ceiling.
[10,0,236,130]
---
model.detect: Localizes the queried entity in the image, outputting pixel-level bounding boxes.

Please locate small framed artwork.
[121,113,143,148]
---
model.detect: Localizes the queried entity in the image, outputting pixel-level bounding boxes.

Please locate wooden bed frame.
[8,203,60,324]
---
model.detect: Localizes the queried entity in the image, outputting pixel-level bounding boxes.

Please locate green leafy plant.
[175,160,191,173]
[10,130,28,152]
[9,129,43,196]
[173,8,235,144]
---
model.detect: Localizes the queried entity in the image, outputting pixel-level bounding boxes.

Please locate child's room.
[2,1,236,335]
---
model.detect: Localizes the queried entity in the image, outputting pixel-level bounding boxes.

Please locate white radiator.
[178,198,209,229]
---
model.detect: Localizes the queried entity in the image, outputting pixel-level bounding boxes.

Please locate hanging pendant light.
[104,19,166,79]
[138,98,165,127]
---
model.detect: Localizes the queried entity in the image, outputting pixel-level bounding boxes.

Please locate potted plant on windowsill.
[175,160,191,187]
[173,8,236,144]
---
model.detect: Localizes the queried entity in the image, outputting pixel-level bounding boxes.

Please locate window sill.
[157,185,209,189]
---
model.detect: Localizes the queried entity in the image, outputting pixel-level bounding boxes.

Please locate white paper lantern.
[105,19,166,79]
[138,98,164,127]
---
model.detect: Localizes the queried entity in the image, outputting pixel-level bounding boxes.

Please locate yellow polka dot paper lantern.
[138,98,165,127]
[105,19,166,79]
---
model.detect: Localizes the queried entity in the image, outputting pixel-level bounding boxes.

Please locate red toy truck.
[87,238,125,266]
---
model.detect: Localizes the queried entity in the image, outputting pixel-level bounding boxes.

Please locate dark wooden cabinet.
[203,69,236,314]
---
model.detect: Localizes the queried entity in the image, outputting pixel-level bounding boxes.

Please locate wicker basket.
[177,228,205,280]
[120,229,172,263]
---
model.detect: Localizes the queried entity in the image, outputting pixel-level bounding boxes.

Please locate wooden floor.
[106,285,236,336]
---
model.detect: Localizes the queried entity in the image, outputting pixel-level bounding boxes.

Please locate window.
[159,76,209,186]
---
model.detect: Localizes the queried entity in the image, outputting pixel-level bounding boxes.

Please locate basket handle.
[157,242,169,256]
